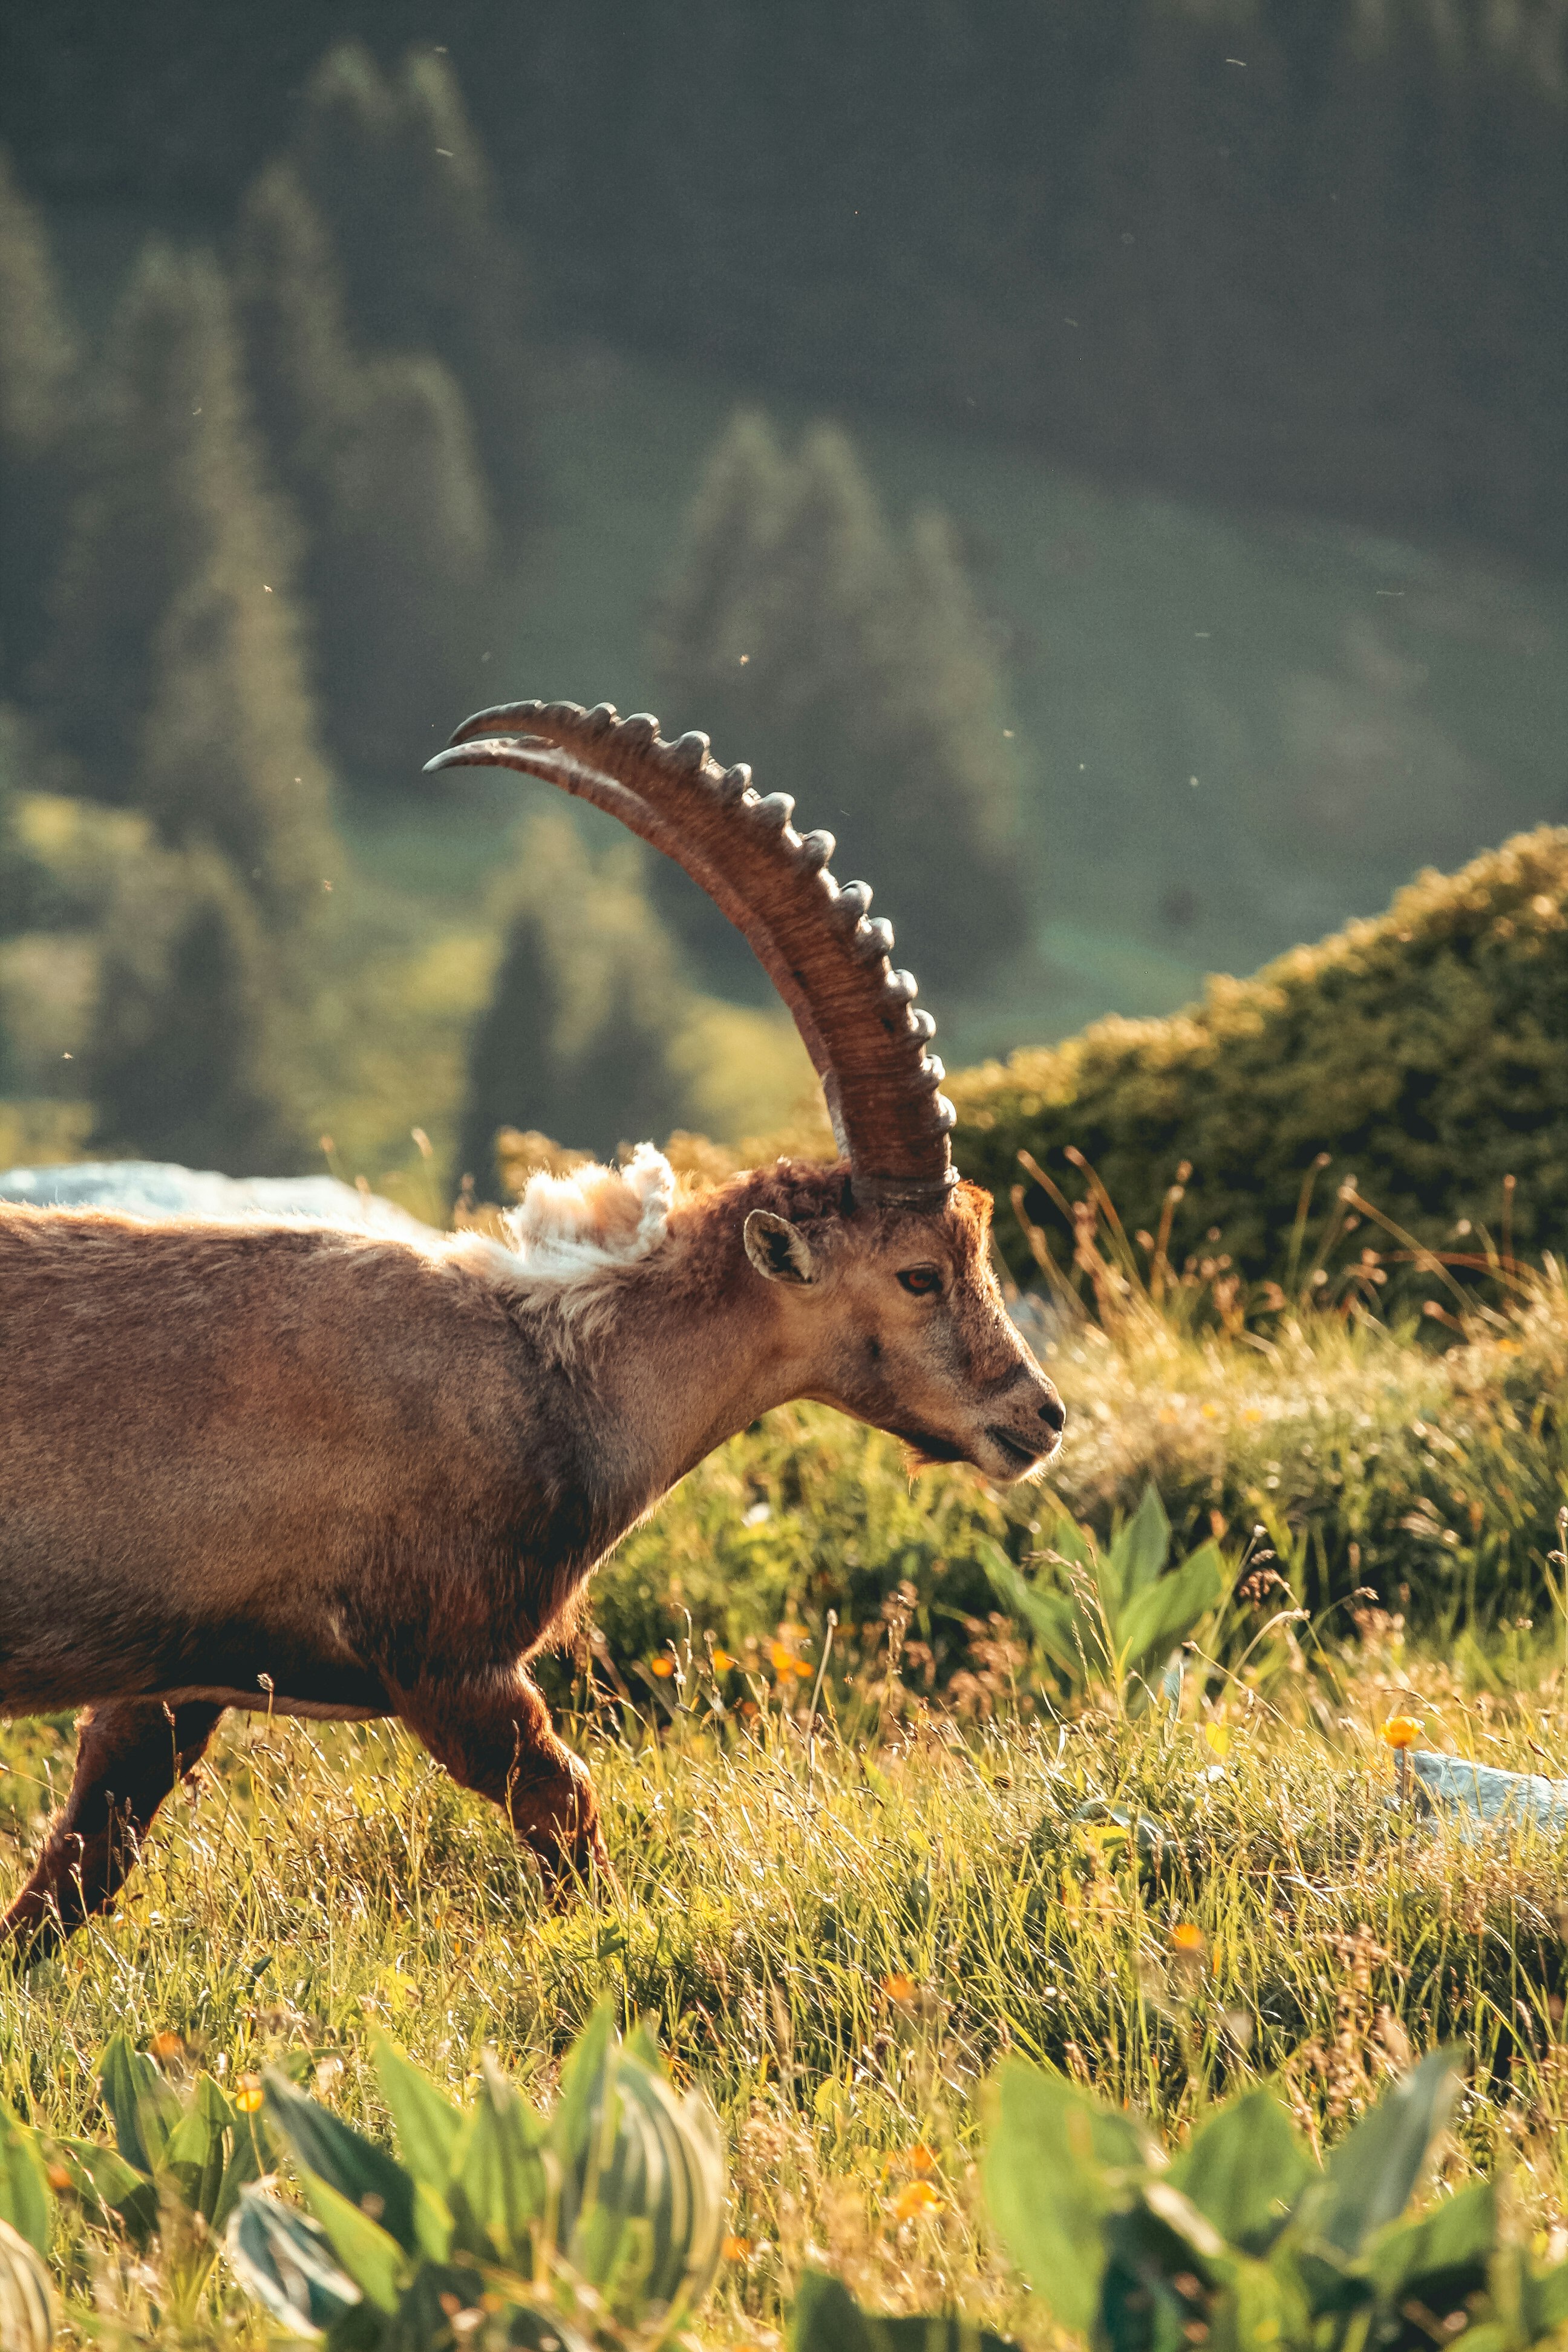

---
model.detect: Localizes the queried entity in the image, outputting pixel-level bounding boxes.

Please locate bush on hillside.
[952,827,1568,1296]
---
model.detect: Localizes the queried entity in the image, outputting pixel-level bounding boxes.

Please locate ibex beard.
[0,700,1065,1954]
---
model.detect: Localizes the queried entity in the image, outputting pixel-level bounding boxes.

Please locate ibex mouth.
[987,1425,1045,1470]
[889,1425,969,1465]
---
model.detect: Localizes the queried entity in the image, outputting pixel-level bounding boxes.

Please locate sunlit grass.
[10,1613,1568,2345]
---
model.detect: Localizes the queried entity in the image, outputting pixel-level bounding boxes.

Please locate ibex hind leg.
[1,1699,225,1957]
[396,1671,607,1893]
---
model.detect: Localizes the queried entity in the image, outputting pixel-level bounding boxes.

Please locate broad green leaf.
[294,2168,405,2314]
[549,2004,616,2177]
[1208,2252,1308,2352]
[0,2098,50,2258]
[1518,2251,1568,2343]
[263,2068,417,2255]
[99,2033,180,2177]
[1112,1484,1171,1600]
[411,2179,455,2265]
[160,2076,228,2228]
[209,2086,267,2238]
[789,2269,877,2352]
[367,2034,464,2198]
[1169,2089,1315,2256]
[454,2058,546,2269]
[979,1540,1090,1677]
[1308,2048,1463,2259]
[1117,1543,1226,1687]
[983,2058,1154,2334]
[876,2320,1019,2351]
[0,2215,53,2352]
[56,2134,160,2249]
[225,2183,362,2336]
[1366,2178,1495,2303]
[1101,2189,1220,2352]
[1046,1513,1097,1574]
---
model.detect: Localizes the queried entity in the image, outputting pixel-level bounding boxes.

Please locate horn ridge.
[426,701,956,1193]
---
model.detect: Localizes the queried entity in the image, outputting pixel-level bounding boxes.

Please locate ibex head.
[428,700,1064,1483]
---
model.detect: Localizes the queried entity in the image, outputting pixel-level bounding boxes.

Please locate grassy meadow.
[5,1252,1568,2347]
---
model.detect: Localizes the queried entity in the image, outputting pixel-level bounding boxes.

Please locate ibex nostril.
[1039,1390,1067,1434]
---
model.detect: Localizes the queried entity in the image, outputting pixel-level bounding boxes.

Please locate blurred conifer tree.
[41,244,338,1169]
[292,41,534,541]
[457,812,695,1194]
[40,241,336,908]
[235,160,496,782]
[82,841,306,1172]
[0,149,78,703]
[648,410,1028,995]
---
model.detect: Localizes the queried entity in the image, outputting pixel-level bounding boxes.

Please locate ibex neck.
[523,1177,823,1556]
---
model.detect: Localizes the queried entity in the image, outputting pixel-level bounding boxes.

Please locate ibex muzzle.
[0,700,1063,1951]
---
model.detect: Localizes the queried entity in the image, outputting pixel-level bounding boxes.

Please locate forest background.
[0,0,1565,1223]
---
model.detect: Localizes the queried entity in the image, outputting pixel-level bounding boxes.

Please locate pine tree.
[39,240,334,897]
[136,559,337,935]
[235,162,496,783]
[457,812,696,1193]
[648,411,1028,994]
[0,148,78,701]
[293,41,534,540]
[39,240,340,1167]
[231,161,350,507]
[82,840,305,1174]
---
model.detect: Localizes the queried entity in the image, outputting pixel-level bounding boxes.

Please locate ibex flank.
[0,700,1065,1952]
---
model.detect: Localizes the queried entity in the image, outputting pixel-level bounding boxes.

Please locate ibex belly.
[0,1209,552,1722]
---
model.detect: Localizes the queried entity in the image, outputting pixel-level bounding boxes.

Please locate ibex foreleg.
[394,1670,607,1889]
[1,1700,224,1956]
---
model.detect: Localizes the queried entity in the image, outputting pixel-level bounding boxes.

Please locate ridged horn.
[425,700,956,1206]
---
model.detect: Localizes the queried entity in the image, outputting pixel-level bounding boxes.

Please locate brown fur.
[0,1165,1062,1950]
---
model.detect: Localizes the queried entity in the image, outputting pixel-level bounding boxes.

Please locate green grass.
[6,1272,1568,2345]
[11,1645,1568,2346]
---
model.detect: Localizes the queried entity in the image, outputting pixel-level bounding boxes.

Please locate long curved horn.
[425,699,955,1206]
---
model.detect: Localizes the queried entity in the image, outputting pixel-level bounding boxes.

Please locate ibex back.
[0,700,1063,1952]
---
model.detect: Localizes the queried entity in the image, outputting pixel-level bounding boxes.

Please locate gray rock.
[0,1161,436,1243]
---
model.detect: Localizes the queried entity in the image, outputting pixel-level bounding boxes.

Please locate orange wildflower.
[881,1972,917,2004]
[1382,1715,1422,1750]
[235,2076,264,2113]
[648,1656,675,1678]
[893,2180,942,2223]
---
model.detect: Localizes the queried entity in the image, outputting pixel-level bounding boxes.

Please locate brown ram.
[0,701,1063,1950]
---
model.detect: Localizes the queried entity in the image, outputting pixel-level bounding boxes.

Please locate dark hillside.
[5,1,1565,563]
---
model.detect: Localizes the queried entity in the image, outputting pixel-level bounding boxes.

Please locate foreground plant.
[229,2005,724,2349]
[983,1483,1225,1711]
[0,2207,53,2352]
[51,2031,266,2335]
[982,2046,1568,2352]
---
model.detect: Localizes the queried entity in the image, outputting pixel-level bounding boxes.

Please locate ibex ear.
[743,1209,816,1287]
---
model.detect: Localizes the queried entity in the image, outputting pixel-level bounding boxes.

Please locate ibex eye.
[898,1265,942,1296]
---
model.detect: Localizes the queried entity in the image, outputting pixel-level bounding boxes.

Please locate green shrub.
[981,1485,1226,1715]
[234,2005,723,2350]
[952,828,1568,1295]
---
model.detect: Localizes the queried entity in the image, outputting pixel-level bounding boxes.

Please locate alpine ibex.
[0,700,1064,1951]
